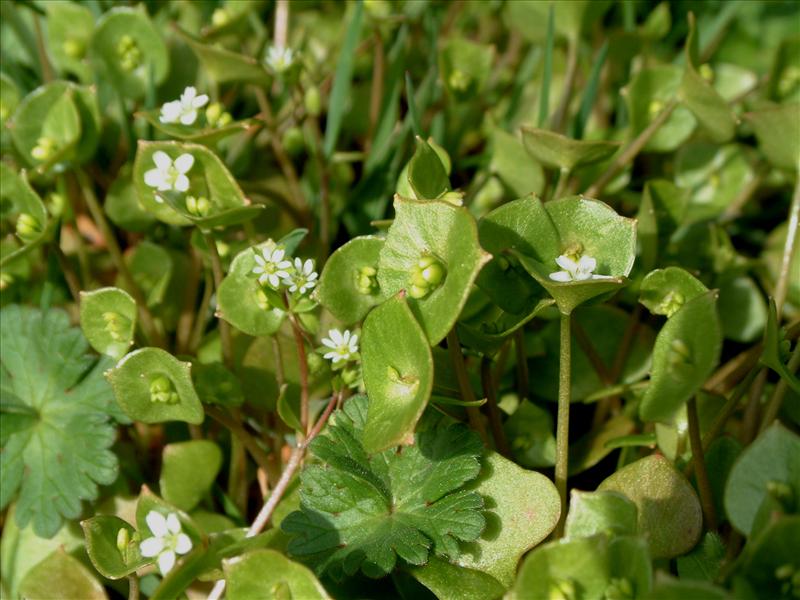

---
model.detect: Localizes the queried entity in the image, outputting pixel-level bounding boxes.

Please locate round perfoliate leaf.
[133,141,262,228]
[192,362,244,408]
[217,242,286,337]
[160,441,223,512]
[0,164,49,260]
[565,490,638,540]
[80,287,137,360]
[521,127,621,171]
[224,549,331,600]
[18,549,106,600]
[107,348,204,424]
[90,7,169,99]
[378,197,491,345]
[639,290,721,423]
[640,267,707,317]
[81,515,148,580]
[45,1,94,82]
[599,454,702,559]
[314,236,388,324]
[361,294,433,453]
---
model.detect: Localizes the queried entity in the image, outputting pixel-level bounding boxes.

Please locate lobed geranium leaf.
[378,197,491,345]
[565,490,638,541]
[0,306,119,538]
[640,267,708,317]
[106,348,204,424]
[282,396,485,579]
[217,241,286,337]
[79,287,137,360]
[314,236,388,325]
[81,515,148,580]
[640,290,722,423]
[599,454,702,559]
[521,127,621,172]
[134,140,263,228]
[18,548,106,600]
[90,6,169,99]
[361,295,433,453]
[159,440,223,512]
[724,423,800,537]
[224,549,331,600]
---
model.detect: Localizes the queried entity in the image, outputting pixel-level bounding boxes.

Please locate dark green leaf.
[521,127,621,172]
[79,287,137,360]
[160,440,223,511]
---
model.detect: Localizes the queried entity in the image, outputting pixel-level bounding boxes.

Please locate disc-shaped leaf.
[626,65,697,153]
[453,452,561,586]
[79,287,136,360]
[565,490,638,541]
[160,440,222,511]
[378,197,491,344]
[744,103,800,171]
[176,28,271,86]
[225,549,330,600]
[639,267,707,317]
[489,129,545,197]
[314,236,388,325]
[122,241,173,307]
[0,164,49,264]
[134,141,262,228]
[107,348,204,424]
[410,556,505,600]
[217,242,286,337]
[717,276,767,344]
[361,294,433,453]
[45,1,94,82]
[282,396,485,579]
[90,7,169,99]
[599,454,702,558]
[11,82,81,169]
[81,515,148,580]
[724,424,800,536]
[521,127,621,171]
[18,549,106,600]
[639,290,721,423]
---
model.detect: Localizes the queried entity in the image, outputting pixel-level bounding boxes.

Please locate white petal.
[268,273,280,287]
[323,351,338,360]
[272,248,285,262]
[144,169,165,189]
[329,329,343,344]
[193,94,209,108]
[330,354,343,364]
[293,257,303,270]
[174,174,190,192]
[555,255,578,273]
[277,260,292,269]
[182,86,197,102]
[158,550,176,575]
[146,511,168,537]
[321,337,336,349]
[139,536,164,557]
[258,273,270,285]
[153,151,172,170]
[342,330,351,344]
[174,153,195,173]
[253,254,266,267]
[180,110,198,125]
[175,533,193,554]
[166,513,181,534]
[350,333,359,347]
[549,271,572,282]
[303,259,314,274]
[578,255,597,273]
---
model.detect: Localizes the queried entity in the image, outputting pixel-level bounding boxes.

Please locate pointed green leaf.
[314,236,388,325]
[0,164,49,265]
[361,294,433,453]
[599,454,702,558]
[640,290,722,423]
[225,549,331,600]
[79,287,137,360]
[521,127,621,171]
[378,197,491,344]
[408,136,450,200]
[760,298,800,393]
[489,130,545,198]
[160,440,222,511]
[81,515,148,580]
[745,102,800,171]
[107,348,204,424]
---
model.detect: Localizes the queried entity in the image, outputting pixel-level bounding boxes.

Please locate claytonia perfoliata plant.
[159,86,209,126]
[143,151,194,195]
[139,511,192,575]
[548,253,608,282]
[252,247,292,288]
[321,328,359,365]
[285,257,318,295]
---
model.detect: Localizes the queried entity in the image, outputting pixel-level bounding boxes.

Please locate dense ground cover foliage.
[1,0,799,598]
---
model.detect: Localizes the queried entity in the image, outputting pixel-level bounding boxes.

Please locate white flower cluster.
[139,511,192,575]
[251,245,318,296]
[159,86,209,126]
[144,151,194,196]
[321,328,359,364]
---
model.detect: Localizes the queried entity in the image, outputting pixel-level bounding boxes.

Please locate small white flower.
[144,151,195,195]
[139,511,192,576]
[321,328,359,364]
[285,257,318,295]
[549,253,609,282]
[265,45,294,73]
[159,86,209,125]
[252,247,292,288]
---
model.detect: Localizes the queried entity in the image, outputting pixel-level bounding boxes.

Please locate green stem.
[740,368,768,445]
[759,344,800,433]
[202,230,233,368]
[481,357,511,457]
[550,167,571,202]
[550,35,579,133]
[513,329,529,403]
[687,396,718,530]
[586,99,678,197]
[555,312,572,536]
[447,329,490,445]
[32,14,53,83]
[286,304,310,437]
[127,575,139,600]
[75,171,164,347]
[774,174,800,316]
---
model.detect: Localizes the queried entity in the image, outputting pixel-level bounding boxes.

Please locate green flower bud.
[47,192,66,216]
[448,69,471,93]
[211,8,231,27]
[62,38,86,59]
[0,271,14,290]
[307,352,325,375]
[102,311,126,341]
[116,35,141,72]
[549,579,577,600]
[416,255,445,286]
[31,136,58,162]
[657,290,685,317]
[15,213,41,242]
[604,577,634,600]
[355,265,379,295]
[116,527,130,554]
[776,564,795,580]
[440,190,465,206]
[282,126,305,156]
[766,480,794,506]
[648,99,665,117]
[304,86,322,117]
[341,365,361,388]
[699,63,714,82]
[186,195,210,217]
[149,375,178,404]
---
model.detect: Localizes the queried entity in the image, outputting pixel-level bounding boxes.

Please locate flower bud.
[211,8,231,27]
[15,213,41,241]
[186,195,210,217]
[282,126,305,156]
[63,38,86,59]
[448,69,471,93]
[304,86,322,117]
[116,527,130,554]
[355,265,379,295]
[31,137,57,162]
[149,375,178,404]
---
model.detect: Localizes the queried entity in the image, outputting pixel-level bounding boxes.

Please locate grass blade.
[538,5,554,128]
[323,0,364,158]
[405,71,422,138]
[573,41,608,139]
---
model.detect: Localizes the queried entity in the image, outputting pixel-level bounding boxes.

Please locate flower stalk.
[555,312,572,536]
